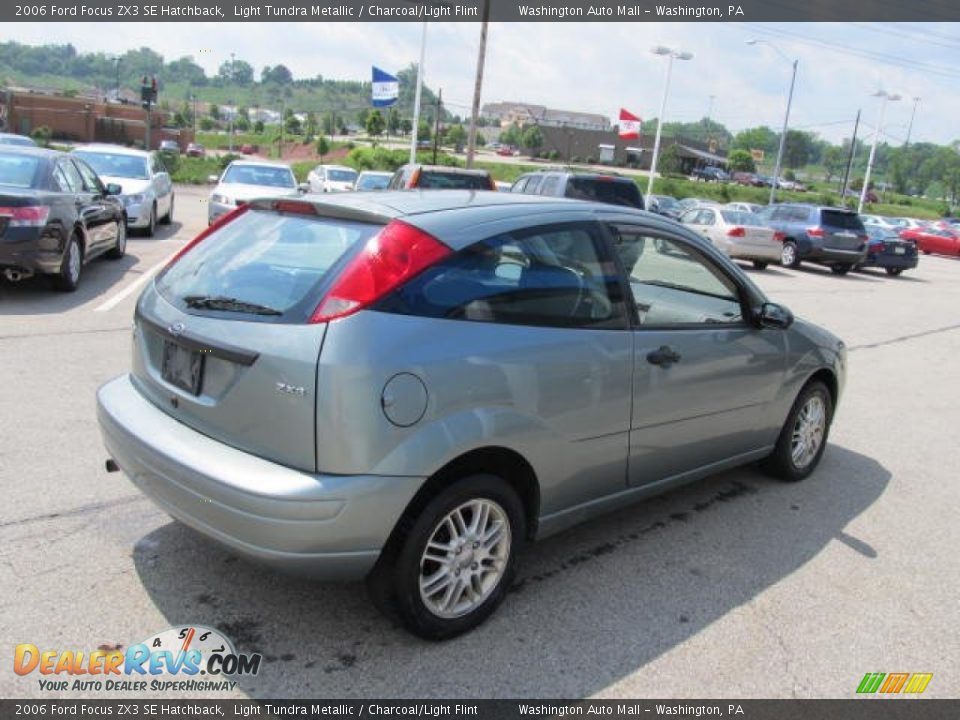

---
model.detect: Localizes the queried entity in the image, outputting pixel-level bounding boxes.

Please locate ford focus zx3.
[97,191,846,639]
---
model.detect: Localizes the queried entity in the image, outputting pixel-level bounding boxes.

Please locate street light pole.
[465,0,490,169]
[410,22,428,164]
[859,90,901,213]
[646,46,693,199]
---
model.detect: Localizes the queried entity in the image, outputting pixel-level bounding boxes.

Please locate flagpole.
[410,22,428,165]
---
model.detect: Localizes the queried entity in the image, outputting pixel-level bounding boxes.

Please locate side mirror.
[207,175,219,184]
[105,183,122,196]
[755,302,794,330]
[297,182,310,194]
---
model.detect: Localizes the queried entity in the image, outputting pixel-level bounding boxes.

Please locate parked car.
[676,197,714,213]
[159,139,180,155]
[511,170,644,209]
[388,164,497,191]
[778,179,808,192]
[681,206,782,269]
[725,201,764,215]
[207,160,300,225]
[892,217,929,231]
[354,171,393,192]
[646,194,682,219]
[72,144,175,237]
[240,144,257,155]
[97,190,845,639]
[0,145,126,291]
[308,165,359,193]
[0,132,37,147]
[859,226,919,276]
[691,166,730,183]
[496,146,517,157]
[731,171,761,186]
[899,225,960,256]
[860,214,900,231]
[185,143,205,158]
[754,203,868,274]
[495,181,512,192]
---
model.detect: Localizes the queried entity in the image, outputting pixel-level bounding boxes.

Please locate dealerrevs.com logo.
[14,625,261,692]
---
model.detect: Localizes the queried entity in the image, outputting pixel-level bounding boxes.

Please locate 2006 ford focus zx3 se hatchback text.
[97,190,846,639]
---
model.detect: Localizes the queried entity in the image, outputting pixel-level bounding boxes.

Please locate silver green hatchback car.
[97,191,846,639]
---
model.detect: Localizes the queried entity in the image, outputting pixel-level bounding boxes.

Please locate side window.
[388,169,405,189]
[72,159,103,193]
[57,160,85,193]
[679,209,699,224]
[525,175,543,194]
[51,164,72,193]
[788,206,811,222]
[152,154,167,175]
[376,222,628,330]
[510,176,529,193]
[610,226,744,327]
[771,206,792,221]
[540,175,561,196]
[697,209,717,226]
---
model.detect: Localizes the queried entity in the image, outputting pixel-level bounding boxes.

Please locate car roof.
[0,144,62,159]
[224,160,292,170]
[358,170,393,176]
[73,144,151,157]
[401,164,491,176]
[319,164,355,171]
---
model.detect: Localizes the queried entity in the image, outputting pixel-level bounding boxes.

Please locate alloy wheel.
[791,395,826,469]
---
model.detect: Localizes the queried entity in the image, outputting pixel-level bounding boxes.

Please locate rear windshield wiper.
[183,295,282,316]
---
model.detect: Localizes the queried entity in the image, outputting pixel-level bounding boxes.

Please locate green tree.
[253,119,264,134]
[400,118,413,135]
[417,119,432,142]
[217,59,254,85]
[285,114,302,135]
[209,103,220,121]
[727,149,756,173]
[783,130,815,169]
[446,124,467,149]
[316,136,330,159]
[365,109,386,139]
[822,145,847,183]
[657,144,683,176]
[386,107,401,136]
[303,111,317,139]
[356,108,370,128]
[521,125,544,154]
[732,126,779,155]
[499,122,522,147]
[199,117,215,131]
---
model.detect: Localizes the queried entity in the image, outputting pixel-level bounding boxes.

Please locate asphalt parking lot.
[1,184,957,699]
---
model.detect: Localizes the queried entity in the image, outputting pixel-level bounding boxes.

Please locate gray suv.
[511,170,645,209]
[98,191,845,639]
[755,203,868,274]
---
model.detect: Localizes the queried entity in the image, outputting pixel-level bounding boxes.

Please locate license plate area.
[894,246,906,255]
[161,340,204,395]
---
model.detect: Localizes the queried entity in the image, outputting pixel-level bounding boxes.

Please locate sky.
[3,21,959,146]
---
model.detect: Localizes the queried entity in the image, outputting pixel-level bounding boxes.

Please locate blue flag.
[372,66,399,107]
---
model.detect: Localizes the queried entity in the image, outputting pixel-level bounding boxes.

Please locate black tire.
[885,267,903,276]
[761,380,833,482]
[752,260,769,270]
[368,474,525,641]
[160,195,174,225]
[830,264,852,275]
[143,203,157,237]
[780,241,801,268]
[53,234,82,292]
[105,218,127,260]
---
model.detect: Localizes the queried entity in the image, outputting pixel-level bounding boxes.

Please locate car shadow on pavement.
[792,265,883,282]
[0,252,145,316]
[132,444,889,698]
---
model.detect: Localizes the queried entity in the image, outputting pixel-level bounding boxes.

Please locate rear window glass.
[328,169,358,182]
[156,210,380,323]
[0,153,42,188]
[356,174,390,190]
[417,171,491,190]
[720,210,763,226]
[822,210,865,230]
[222,165,296,188]
[565,178,644,208]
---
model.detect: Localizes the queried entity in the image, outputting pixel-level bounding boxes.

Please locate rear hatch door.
[821,209,867,251]
[131,203,384,472]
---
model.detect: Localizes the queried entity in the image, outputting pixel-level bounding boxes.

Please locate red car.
[900,226,960,256]
[496,146,517,157]
[240,143,257,155]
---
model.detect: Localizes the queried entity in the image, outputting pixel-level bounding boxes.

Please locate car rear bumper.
[0,228,61,274]
[862,252,919,270]
[97,374,425,580]
[727,243,782,261]
[803,244,867,265]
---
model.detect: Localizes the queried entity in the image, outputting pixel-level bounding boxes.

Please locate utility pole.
[228,52,235,153]
[840,109,860,201]
[904,96,920,147]
[465,0,490,169]
[114,58,122,100]
[279,99,285,159]
[432,89,442,165]
[859,90,901,213]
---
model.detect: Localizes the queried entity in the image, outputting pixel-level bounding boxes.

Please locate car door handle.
[646,345,682,367]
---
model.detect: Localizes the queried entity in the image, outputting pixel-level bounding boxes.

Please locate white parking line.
[94,252,178,312]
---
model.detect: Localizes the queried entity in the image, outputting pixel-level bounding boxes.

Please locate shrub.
[218,153,242,170]
[30,126,52,147]
[549,150,560,161]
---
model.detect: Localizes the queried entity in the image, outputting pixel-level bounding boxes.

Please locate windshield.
[357,174,391,190]
[0,153,42,188]
[156,209,380,322]
[655,196,678,208]
[73,151,148,180]
[222,165,296,188]
[327,169,358,183]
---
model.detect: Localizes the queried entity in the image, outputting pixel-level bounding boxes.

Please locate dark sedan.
[0,146,126,291]
[860,226,918,276]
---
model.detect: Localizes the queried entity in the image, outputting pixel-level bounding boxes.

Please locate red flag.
[618,108,642,140]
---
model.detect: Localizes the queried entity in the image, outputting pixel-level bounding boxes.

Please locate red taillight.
[806,227,825,238]
[0,205,50,227]
[874,243,885,253]
[165,204,249,269]
[773,231,786,242]
[310,220,451,323]
[407,168,421,189]
[726,226,746,238]
[488,176,498,191]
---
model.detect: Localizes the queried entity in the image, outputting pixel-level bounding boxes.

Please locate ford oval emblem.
[168,322,186,336]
